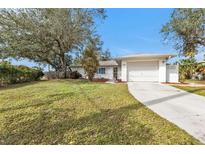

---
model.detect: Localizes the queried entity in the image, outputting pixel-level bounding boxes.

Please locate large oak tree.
[161,8,205,57]
[0,8,106,77]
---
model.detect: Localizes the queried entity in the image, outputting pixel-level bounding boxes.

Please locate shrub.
[0,61,44,86]
[70,71,82,79]
[81,43,99,81]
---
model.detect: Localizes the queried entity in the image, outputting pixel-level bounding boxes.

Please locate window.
[98,68,105,74]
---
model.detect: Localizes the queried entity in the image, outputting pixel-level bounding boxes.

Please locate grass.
[0,80,200,144]
[185,79,205,85]
[173,79,205,97]
[173,86,205,97]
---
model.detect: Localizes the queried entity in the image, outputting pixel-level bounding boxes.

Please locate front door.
[113,67,118,80]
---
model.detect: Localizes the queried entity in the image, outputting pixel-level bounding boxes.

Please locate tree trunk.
[48,64,50,80]
[88,74,93,81]
[64,65,67,79]
[59,54,67,79]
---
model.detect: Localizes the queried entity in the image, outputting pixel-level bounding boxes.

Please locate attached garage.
[117,53,178,83]
[127,61,159,82]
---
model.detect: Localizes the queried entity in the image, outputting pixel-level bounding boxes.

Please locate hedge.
[0,61,44,86]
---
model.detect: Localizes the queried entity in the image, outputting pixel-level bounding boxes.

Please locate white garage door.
[127,61,159,82]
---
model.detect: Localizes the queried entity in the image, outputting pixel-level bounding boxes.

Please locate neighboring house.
[71,53,179,83]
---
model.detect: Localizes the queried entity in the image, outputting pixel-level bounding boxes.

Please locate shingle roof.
[71,60,118,67]
[99,60,118,66]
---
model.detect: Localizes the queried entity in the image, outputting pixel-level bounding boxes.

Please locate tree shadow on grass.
[0,91,75,113]
[48,92,76,99]
[0,98,55,113]
[0,80,48,91]
[52,79,89,84]
[185,87,205,93]
[0,103,154,145]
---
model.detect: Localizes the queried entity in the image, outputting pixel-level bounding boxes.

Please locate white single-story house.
[71,53,179,83]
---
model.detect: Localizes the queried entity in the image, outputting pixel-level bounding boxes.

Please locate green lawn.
[173,86,205,97]
[185,79,205,85]
[173,79,205,97]
[0,80,200,144]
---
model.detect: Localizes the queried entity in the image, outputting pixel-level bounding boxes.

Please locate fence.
[166,64,179,83]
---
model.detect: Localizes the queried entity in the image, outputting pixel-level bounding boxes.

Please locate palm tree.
[178,58,198,82]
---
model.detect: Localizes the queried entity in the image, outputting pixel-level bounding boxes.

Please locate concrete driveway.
[128,82,205,143]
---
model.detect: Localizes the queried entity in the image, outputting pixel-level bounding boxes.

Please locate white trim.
[121,61,127,81]
[124,59,164,62]
[117,53,176,60]
[158,60,166,82]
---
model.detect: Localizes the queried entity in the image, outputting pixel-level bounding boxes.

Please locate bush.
[0,61,44,86]
[179,73,186,83]
[70,71,82,79]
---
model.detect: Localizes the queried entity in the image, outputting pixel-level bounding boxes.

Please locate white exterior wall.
[72,58,178,82]
[94,67,113,80]
[121,61,127,81]
[158,60,166,82]
[166,64,179,83]
[72,66,114,80]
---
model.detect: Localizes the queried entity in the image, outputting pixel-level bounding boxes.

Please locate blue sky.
[11,8,204,68]
[98,8,174,56]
